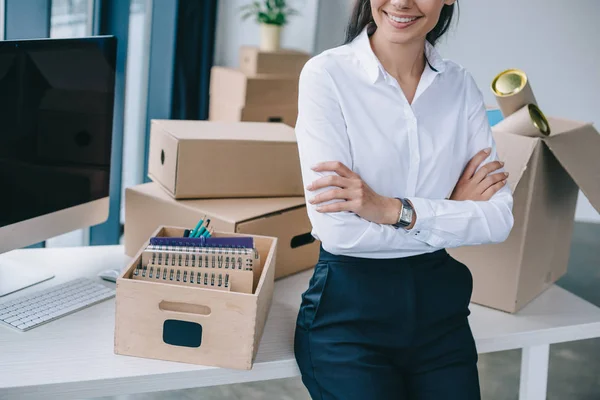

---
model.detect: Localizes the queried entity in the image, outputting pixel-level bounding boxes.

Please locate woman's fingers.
[472,161,505,184]
[307,174,350,191]
[481,179,508,200]
[309,188,349,205]
[307,161,353,191]
[461,148,491,181]
[479,172,509,193]
[451,148,509,201]
[307,161,359,191]
[315,200,355,213]
[311,161,354,178]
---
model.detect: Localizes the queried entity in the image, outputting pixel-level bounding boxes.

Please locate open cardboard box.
[448,116,600,313]
[114,226,277,370]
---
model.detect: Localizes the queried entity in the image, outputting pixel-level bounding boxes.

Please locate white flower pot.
[260,23,282,52]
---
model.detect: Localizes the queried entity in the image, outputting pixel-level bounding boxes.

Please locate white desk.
[0,246,599,400]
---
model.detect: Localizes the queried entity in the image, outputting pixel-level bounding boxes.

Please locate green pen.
[190,216,206,237]
[193,219,211,237]
[194,226,207,238]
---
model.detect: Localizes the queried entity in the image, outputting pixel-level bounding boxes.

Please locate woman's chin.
[378,28,424,45]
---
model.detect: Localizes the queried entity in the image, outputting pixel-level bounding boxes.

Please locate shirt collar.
[349,26,446,84]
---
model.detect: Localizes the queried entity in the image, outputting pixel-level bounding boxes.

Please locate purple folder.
[149,236,254,249]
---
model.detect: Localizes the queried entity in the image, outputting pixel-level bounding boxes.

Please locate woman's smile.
[383,10,423,30]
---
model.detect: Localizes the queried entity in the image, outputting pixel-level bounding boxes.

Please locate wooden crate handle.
[159,301,211,316]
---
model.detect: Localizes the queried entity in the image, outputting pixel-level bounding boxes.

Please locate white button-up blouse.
[294,28,514,258]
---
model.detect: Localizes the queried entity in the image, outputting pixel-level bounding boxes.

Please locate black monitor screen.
[0,36,116,228]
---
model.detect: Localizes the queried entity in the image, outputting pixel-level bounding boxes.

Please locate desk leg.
[519,344,550,400]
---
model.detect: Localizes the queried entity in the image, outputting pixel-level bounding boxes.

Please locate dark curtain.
[171,0,219,120]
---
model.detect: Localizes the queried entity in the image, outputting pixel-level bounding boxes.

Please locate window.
[50,0,93,39]
[120,0,152,231]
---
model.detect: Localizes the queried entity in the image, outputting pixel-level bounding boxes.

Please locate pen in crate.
[150,218,255,250]
[184,216,213,238]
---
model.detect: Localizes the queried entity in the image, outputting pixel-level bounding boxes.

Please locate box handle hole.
[290,232,315,249]
[160,149,165,165]
[163,319,202,348]
[268,117,283,123]
[159,301,211,316]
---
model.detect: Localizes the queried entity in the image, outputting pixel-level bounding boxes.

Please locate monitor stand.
[0,261,55,297]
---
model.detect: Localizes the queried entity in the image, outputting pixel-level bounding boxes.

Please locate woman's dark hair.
[345,1,457,46]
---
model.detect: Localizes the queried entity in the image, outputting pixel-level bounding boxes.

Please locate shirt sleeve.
[405,71,515,248]
[295,59,435,257]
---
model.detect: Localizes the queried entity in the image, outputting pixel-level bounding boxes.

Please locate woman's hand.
[306,161,401,225]
[450,148,509,201]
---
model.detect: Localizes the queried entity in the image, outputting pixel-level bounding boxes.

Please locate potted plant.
[240,0,299,52]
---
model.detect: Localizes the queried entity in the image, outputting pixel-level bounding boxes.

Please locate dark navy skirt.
[294,246,481,400]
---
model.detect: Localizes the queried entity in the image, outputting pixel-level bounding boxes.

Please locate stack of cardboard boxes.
[124,120,321,280]
[208,46,310,127]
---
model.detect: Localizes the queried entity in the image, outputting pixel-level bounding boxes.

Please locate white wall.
[312,0,600,223]
[214,0,320,68]
[313,0,354,54]
[435,0,600,223]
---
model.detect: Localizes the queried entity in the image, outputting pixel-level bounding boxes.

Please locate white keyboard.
[0,278,115,332]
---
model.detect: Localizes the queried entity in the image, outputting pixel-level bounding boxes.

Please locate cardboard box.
[209,101,298,127]
[147,120,304,199]
[239,46,310,76]
[114,226,276,370]
[124,182,320,279]
[210,66,298,108]
[448,116,600,313]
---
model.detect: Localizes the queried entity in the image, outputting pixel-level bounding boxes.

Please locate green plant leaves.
[238,0,300,26]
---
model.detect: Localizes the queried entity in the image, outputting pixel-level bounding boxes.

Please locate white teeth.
[387,14,418,23]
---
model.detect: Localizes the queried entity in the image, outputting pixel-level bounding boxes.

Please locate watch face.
[401,207,412,223]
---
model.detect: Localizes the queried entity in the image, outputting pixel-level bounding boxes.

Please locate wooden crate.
[114,226,277,370]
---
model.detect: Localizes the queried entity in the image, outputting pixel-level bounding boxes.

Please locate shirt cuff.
[405,197,436,241]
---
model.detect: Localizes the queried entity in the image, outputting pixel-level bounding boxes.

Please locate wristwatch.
[393,198,414,229]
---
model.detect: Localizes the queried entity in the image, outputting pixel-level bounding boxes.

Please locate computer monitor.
[0,36,117,296]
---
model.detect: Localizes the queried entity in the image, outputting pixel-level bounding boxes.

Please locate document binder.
[142,245,258,270]
[133,232,260,294]
[131,263,254,293]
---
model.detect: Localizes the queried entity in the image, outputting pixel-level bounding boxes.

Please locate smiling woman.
[293,1,513,399]
[346,0,456,45]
